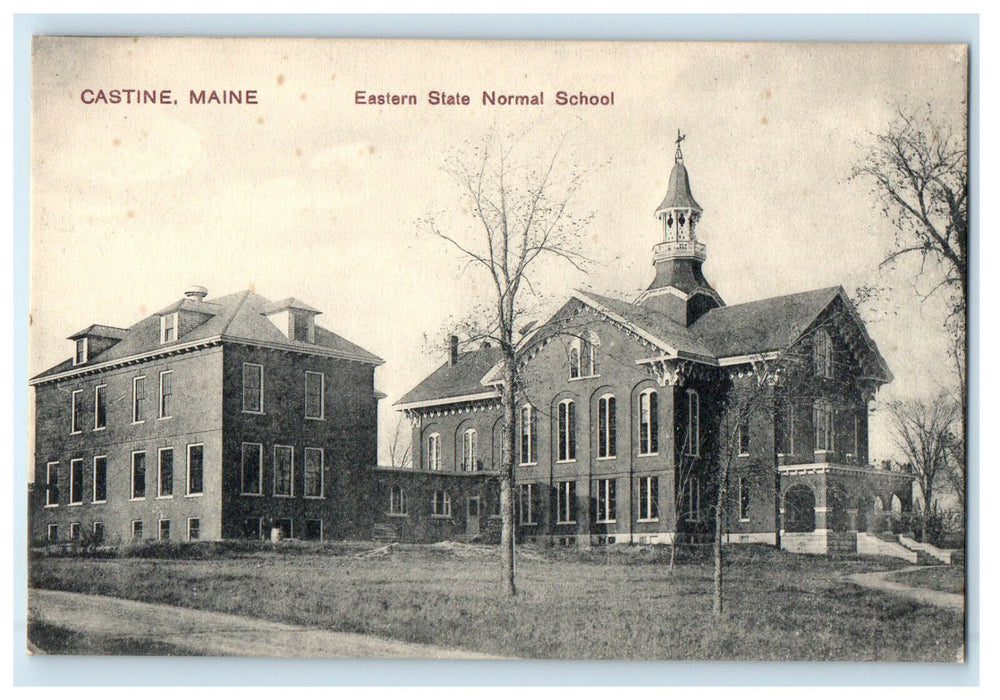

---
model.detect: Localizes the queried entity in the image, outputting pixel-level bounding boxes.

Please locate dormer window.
[292,313,313,342]
[160,312,178,344]
[74,338,88,365]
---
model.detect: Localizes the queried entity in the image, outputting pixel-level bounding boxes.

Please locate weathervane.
[675,129,686,162]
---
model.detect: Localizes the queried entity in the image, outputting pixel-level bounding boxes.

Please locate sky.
[29,38,968,468]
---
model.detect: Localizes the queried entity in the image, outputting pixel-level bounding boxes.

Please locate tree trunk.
[713,469,728,618]
[499,347,518,596]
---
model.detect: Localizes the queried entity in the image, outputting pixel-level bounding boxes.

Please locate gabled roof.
[395,346,503,408]
[68,324,128,340]
[690,286,843,358]
[31,290,382,383]
[263,297,321,315]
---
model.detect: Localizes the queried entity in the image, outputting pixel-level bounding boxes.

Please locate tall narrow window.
[638,390,658,455]
[427,433,441,471]
[596,478,616,523]
[158,448,173,498]
[569,337,596,378]
[133,376,146,423]
[70,522,81,540]
[71,389,84,433]
[74,338,88,365]
[274,445,293,496]
[778,403,796,456]
[188,518,200,541]
[47,524,58,542]
[45,463,58,506]
[187,444,204,495]
[304,447,323,498]
[432,490,452,517]
[519,484,536,524]
[569,346,580,379]
[93,456,107,503]
[390,486,407,515]
[737,418,750,455]
[131,452,146,499]
[638,476,659,521]
[132,521,143,540]
[738,477,751,521]
[304,371,324,419]
[94,385,107,429]
[93,522,104,543]
[519,405,537,464]
[683,476,700,521]
[159,519,170,541]
[557,399,577,462]
[160,313,178,343]
[850,413,860,463]
[159,371,173,419]
[598,395,617,458]
[814,400,833,451]
[243,363,263,413]
[685,390,700,456]
[462,428,478,472]
[241,443,263,495]
[556,480,576,523]
[813,329,833,378]
[69,459,83,505]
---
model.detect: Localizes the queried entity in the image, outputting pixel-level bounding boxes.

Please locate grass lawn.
[29,620,195,656]
[886,566,965,595]
[28,542,963,661]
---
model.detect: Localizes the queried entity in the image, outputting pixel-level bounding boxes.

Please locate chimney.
[448,335,459,366]
[185,285,208,301]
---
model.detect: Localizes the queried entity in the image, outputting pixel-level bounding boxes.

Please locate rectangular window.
[241,443,263,495]
[462,429,478,472]
[739,477,751,521]
[74,337,88,365]
[160,312,178,343]
[596,479,616,523]
[159,370,173,419]
[93,456,107,503]
[638,476,659,521]
[93,522,104,543]
[187,518,200,541]
[556,480,576,524]
[557,400,577,462]
[639,391,658,455]
[738,419,750,456]
[432,489,452,517]
[685,390,700,456]
[131,520,143,540]
[305,371,324,419]
[131,452,146,499]
[187,444,204,495]
[70,522,81,540]
[132,376,146,422]
[69,459,83,504]
[305,519,323,541]
[304,447,323,498]
[71,389,84,433]
[598,395,617,459]
[519,405,537,465]
[518,484,536,525]
[47,524,58,542]
[158,448,174,498]
[274,518,293,539]
[273,445,294,496]
[390,485,407,515]
[45,462,59,506]
[159,519,170,541]
[94,385,107,429]
[427,433,441,471]
[243,363,264,413]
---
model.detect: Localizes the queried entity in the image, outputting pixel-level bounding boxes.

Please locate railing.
[652,240,707,261]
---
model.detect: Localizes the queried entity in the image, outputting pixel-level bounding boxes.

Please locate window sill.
[637,452,659,458]
[596,455,617,461]
[568,374,600,382]
[44,504,58,509]
[156,495,174,500]
[158,416,173,421]
[273,493,294,499]
[305,416,325,421]
[520,521,538,526]
[637,518,659,523]
[94,426,107,432]
[129,497,146,502]
[387,512,409,518]
[739,518,751,523]
[556,520,577,525]
[240,492,263,498]
[92,500,107,505]
[738,452,750,458]
[595,519,616,524]
[68,502,83,507]
[132,420,145,426]
[243,410,265,416]
[304,495,325,500]
[518,462,538,467]
[70,431,82,435]
[185,492,204,498]
[555,459,577,465]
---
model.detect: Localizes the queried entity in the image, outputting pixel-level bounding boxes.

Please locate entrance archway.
[784,486,816,533]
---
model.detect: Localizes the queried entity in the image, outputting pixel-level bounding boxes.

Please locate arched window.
[813,329,833,378]
[427,433,441,471]
[598,394,617,458]
[557,399,577,462]
[389,486,407,515]
[638,389,658,455]
[813,399,833,451]
[569,336,596,379]
[519,404,537,465]
[462,428,478,472]
[684,390,700,456]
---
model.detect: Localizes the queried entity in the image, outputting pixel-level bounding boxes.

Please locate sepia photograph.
[25,36,969,663]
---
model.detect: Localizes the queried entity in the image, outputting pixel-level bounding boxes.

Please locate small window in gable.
[160,313,178,344]
[568,335,597,379]
[813,329,833,378]
[74,338,88,365]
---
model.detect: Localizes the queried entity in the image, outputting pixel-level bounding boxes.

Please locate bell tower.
[638,131,723,325]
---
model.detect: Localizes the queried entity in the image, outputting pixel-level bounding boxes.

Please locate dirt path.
[29,589,505,659]
[845,566,964,611]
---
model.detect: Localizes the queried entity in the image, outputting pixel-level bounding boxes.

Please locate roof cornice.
[396,390,501,412]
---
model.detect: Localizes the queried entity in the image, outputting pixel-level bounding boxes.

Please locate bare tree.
[387,414,412,469]
[422,130,595,595]
[885,393,960,543]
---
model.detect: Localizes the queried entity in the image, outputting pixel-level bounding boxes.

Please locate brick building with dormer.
[29,288,384,545]
[382,140,914,553]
